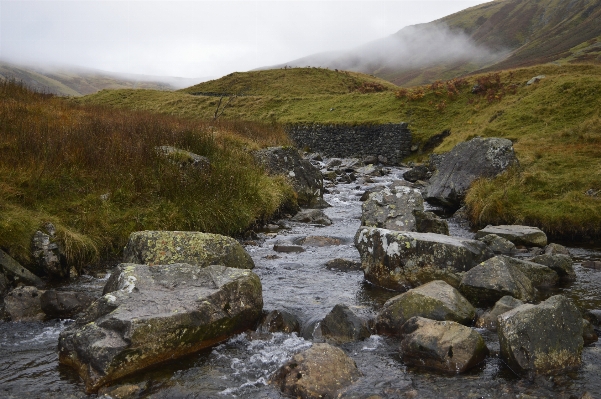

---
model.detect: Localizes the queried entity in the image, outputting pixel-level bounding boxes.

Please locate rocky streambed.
[1,157,601,399]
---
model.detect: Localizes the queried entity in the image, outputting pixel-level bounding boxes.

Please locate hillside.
[262,0,601,86]
[0,61,208,96]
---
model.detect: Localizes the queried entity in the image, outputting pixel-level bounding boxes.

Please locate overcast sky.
[0,0,491,79]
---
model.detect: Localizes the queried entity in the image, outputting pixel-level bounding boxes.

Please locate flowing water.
[1,164,600,399]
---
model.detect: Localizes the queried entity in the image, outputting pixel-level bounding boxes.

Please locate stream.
[1,163,600,399]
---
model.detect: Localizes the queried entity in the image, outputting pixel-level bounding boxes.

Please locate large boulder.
[321,304,370,343]
[376,280,475,336]
[31,222,69,279]
[355,227,493,291]
[361,186,423,231]
[475,295,524,331]
[529,254,576,281]
[4,286,46,321]
[477,234,516,254]
[400,317,489,373]
[475,225,547,247]
[58,264,263,392]
[122,231,254,269]
[426,137,518,208]
[270,343,361,399]
[500,256,558,287]
[459,256,536,306]
[0,249,44,287]
[253,146,324,207]
[40,290,95,319]
[498,295,583,375]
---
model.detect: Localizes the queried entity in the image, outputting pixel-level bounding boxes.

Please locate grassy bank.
[0,80,294,271]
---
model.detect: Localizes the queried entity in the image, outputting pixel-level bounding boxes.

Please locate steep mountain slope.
[264,0,601,86]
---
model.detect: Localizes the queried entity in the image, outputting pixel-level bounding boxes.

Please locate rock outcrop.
[475,225,547,247]
[498,295,583,375]
[361,186,423,231]
[122,231,254,269]
[58,264,263,392]
[400,317,489,373]
[321,304,370,343]
[426,137,518,208]
[355,227,493,291]
[376,280,475,335]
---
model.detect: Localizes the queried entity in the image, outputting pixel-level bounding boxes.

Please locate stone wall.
[286,123,412,165]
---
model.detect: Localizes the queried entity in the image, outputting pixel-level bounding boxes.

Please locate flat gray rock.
[475,225,547,247]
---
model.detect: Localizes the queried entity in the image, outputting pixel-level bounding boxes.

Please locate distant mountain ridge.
[0,61,209,96]
[262,0,601,86]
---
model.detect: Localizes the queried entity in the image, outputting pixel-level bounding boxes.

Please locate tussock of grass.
[0,80,294,271]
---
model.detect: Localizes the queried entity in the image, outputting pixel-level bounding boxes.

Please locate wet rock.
[253,146,324,207]
[322,169,338,181]
[425,137,518,208]
[295,236,343,247]
[361,186,424,231]
[359,186,383,201]
[475,225,547,247]
[477,234,516,254]
[270,343,361,399]
[582,260,601,270]
[459,255,536,306]
[259,309,301,334]
[324,258,362,272]
[306,153,323,162]
[327,158,343,168]
[0,249,44,287]
[475,296,524,331]
[399,317,489,373]
[355,227,493,291]
[529,254,576,281]
[273,244,305,253]
[501,256,558,287]
[356,164,383,177]
[498,295,583,375]
[4,286,46,321]
[582,319,598,346]
[58,264,263,393]
[321,304,370,342]
[413,210,449,235]
[292,209,332,226]
[363,155,378,164]
[122,231,254,269]
[32,223,69,279]
[544,243,570,256]
[155,145,210,170]
[584,309,601,326]
[376,280,475,336]
[403,165,431,183]
[40,290,95,319]
[97,382,147,399]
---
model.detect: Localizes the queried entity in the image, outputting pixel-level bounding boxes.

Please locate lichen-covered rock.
[58,264,263,392]
[475,225,547,247]
[425,137,518,208]
[355,227,493,291]
[459,256,536,306]
[270,343,361,399]
[40,290,95,319]
[475,295,523,331]
[413,210,449,235]
[32,223,69,279]
[258,309,301,334]
[0,249,44,287]
[321,304,370,343]
[292,209,332,226]
[477,234,516,254]
[253,146,324,207]
[361,186,423,231]
[376,280,475,336]
[122,231,254,269]
[4,286,46,321]
[498,295,583,375]
[400,317,488,373]
[529,254,576,281]
[500,256,558,287]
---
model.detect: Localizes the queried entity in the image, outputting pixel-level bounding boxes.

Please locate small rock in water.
[582,319,598,346]
[291,209,332,226]
[295,236,342,247]
[582,260,601,270]
[544,243,570,256]
[475,295,524,331]
[259,309,301,334]
[273,244,305,253]
[40,290,95,319]
[4,286,46,321]
[530,254,576,281]
[321,304,370,343]
[324,258,362,271]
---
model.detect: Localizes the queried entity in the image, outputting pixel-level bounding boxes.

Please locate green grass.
[0,80,295,273]
[77,64,601,240]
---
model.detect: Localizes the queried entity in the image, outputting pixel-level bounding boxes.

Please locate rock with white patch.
[354,227,493,291]
[58,263,263,393]
[361,186,424,231]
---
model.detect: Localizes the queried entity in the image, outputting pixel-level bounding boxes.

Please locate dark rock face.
[530,254,576,281]
[0,249,44,287]
[376,280,475,336]
[459,255,536,306]
[58,264,263,393]
[403,165,431,182]
[4,286,46,321]
[475,225,547,247]
[355,227,493,291]
[40,290,95,319]
[253,146,324,207]
[0,272,8,297]
[321,304,370,343]
[270,343,361,399]
[426,137,518,208]
[477,234,516,254]
[123,231,254,269]
[258,310,301,334]
[400,317,489,373]
[361,186,423,231]
[413,210,449,235]
[475,295,524,331]
[291,209,332,226]
[498,295,583,375]
[32,223,69,279]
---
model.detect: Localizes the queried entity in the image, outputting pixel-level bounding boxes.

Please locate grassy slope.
[78,64,601,239]
[0,81,294,272]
